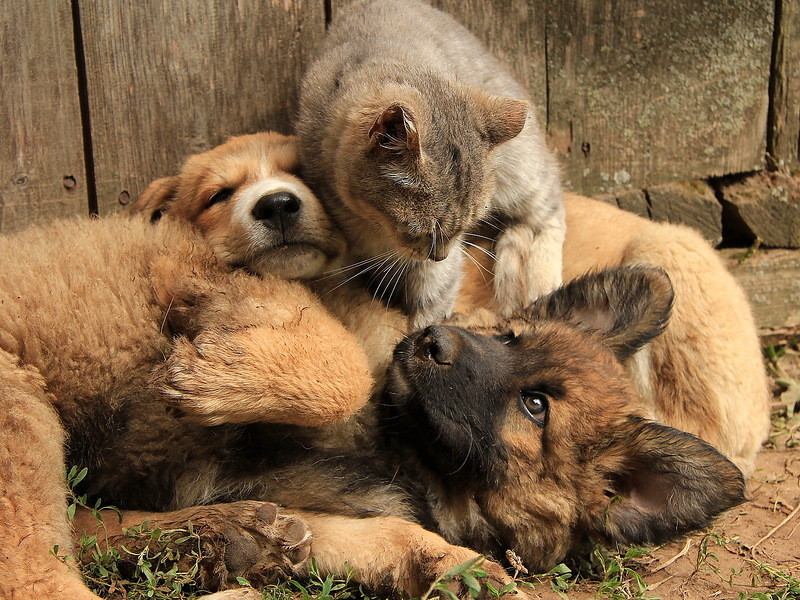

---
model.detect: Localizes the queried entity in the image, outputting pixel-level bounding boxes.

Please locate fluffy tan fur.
[0,215,372,600]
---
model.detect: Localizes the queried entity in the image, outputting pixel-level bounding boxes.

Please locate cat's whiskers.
[314,251,394,280]
[378,257,407,306]
[463,232,495,243]
[459,245,493,279]
[373,255,404,304]
[462,239,497,261]
[320,253,396,297]
[387,259,410,307]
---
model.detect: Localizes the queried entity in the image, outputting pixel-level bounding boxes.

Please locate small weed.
[59,466,211,600]
[591,546,655,600]
[525,563,576,599]
[737,561,800,600]
[420,555,517,600]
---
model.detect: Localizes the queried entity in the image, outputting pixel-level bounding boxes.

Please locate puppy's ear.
[587,416,745,546]
[130,176,181,222]
[522,267,674,359]
[369,104,420,155]
[472,90,528,146]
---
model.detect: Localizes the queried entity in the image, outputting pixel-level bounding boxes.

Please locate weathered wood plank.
[547,0,774,195]
[722,248,800,332]
[79,1,326,216]
[769,0,800,168]
[428,0,548,117]
[0,1,87,233]
[329,0,548,118]
[718,171,800,248]
[646,181,722,245]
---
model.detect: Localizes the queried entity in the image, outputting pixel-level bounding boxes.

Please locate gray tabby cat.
[296,0,564,328]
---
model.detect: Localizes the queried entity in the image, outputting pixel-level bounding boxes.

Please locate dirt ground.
[525,339,800,600]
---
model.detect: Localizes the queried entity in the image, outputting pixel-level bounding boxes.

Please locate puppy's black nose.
[415,326,456,365]
[251,192,301,232]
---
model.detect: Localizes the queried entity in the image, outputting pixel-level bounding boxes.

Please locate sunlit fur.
[297,0,565,327]
[456,193,771,475]
[0,215,373,600]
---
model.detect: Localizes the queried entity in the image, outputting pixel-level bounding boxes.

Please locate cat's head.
[335,81,527,261]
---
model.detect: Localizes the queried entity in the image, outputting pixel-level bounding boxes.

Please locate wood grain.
[547,0,774,195]
[0,0,87,233]
[722,248,800,331]
[769,0,800,168]
[79,0,326,216]
[329,0,548,119]
[429,0,548,119]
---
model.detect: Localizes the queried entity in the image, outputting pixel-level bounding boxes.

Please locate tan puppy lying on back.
[136,133,769,475]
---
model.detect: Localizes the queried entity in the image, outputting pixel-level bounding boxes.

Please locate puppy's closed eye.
[206,188,235,209]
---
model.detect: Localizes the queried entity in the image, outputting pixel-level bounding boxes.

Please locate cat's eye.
[206,188,235,209]
[494,331,516,345]
[519,390,549,426]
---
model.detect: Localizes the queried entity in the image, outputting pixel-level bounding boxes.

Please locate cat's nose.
[431,244,449,261]
[252,192,302,232]
[414,326,456,365]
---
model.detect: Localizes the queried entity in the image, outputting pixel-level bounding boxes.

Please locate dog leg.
[290,511,524,600]
[0,351,100,600]
[154,317,372,426]
[492,209,565,317]
[72,501,311,591]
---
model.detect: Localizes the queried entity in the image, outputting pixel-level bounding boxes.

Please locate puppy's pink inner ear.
[369,104,420,154]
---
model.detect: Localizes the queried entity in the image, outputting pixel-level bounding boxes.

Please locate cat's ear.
[368,104,420,155]
[473,91,528,146]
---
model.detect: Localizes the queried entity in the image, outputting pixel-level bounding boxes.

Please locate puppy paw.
[154,501,311,589]
[423,549,524,600]
[215,501,312,586]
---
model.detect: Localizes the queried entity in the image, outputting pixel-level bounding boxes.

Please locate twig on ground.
[750,503,800,557]
[647,574,675,591]
[649,539,692,574]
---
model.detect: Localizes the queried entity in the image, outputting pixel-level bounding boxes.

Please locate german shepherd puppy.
[79,267,745,599]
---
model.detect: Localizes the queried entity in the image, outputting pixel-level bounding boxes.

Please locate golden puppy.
[136,132,345,280]
[0,214,373,600]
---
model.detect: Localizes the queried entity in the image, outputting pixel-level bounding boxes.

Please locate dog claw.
[206,502,312,588]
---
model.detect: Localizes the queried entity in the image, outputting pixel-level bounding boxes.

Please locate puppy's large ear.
[586,416,745,546]
[369,104,420,156]
[522,267,674,359]
[129,176,181,222]
[472,90,528,146]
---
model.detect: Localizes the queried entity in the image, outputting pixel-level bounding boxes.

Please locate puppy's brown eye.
[207,188,234,208]
[495,331,516,345]
[519,391,548,426]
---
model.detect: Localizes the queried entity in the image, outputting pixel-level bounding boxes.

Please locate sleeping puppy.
[135,131,346,280]
[131,132,407,376]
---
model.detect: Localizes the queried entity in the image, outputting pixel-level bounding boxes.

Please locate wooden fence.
[2,0,799,327]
